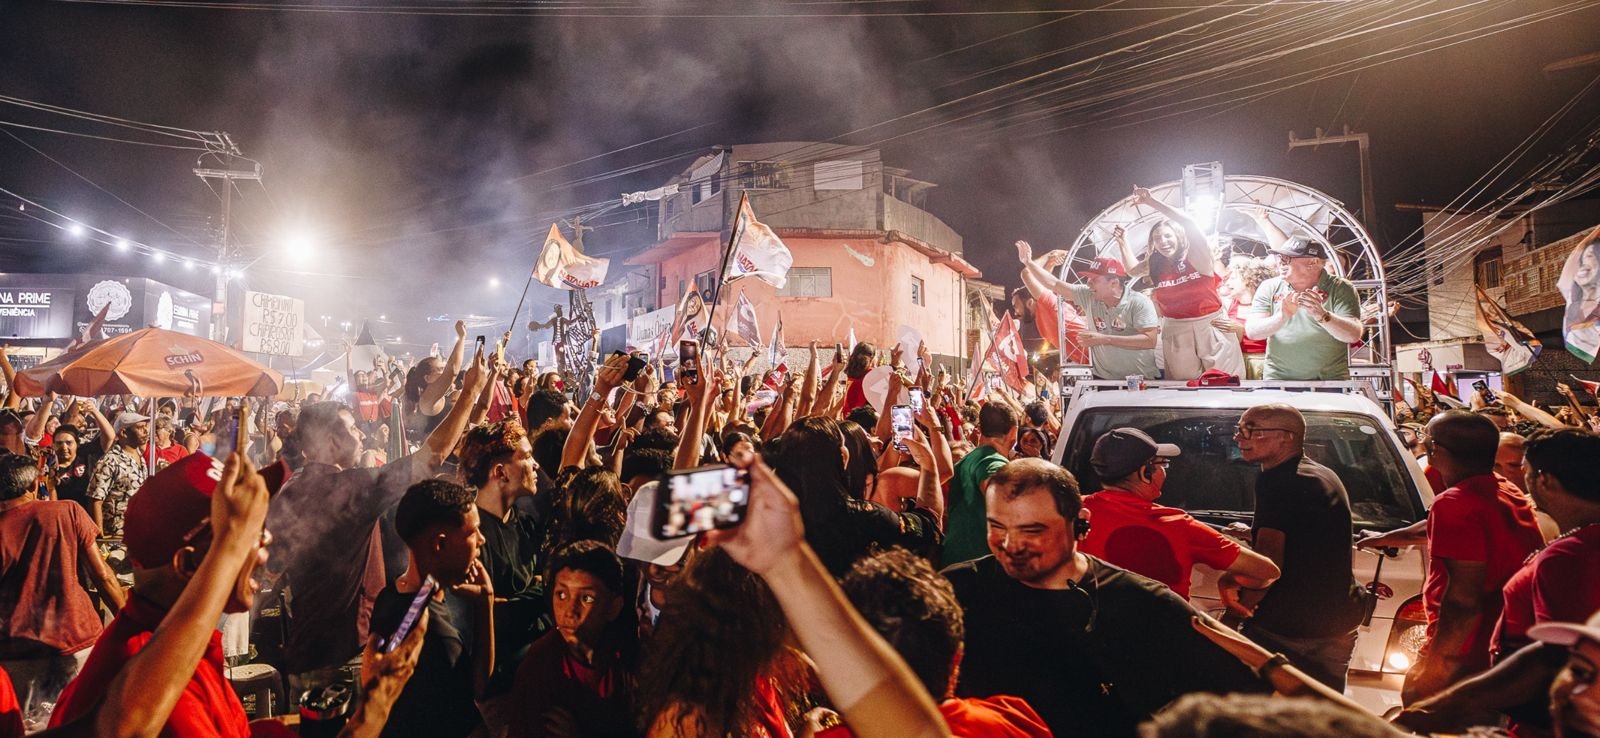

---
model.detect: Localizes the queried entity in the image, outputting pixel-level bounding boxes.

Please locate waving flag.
[767,312,786,367]
[991,312,1031,392]
[732,291,762,347]
[846,325,857,353]
[678,288,709,342]
[725,193,794,289]
[1556,225,1600,363]
[533,223,610,290]
[1475,285,1541,374]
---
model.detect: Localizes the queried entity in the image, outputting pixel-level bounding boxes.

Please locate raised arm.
[1112,225,1147,281]
[24,392,55,446]
[97,454,269,738]
[710,457,951,738]
[800,342,820,414]
[563,354,627,470]
[421,347,488,468]
[0,346,17,409]
[1132,185,1213,275]
[1246,206,1289,250]
[809,345,846,419]
[468,361,503,427]
[674,362,720,471]
[1016,240,1079,301]
[418,321,468,416]
[1496,390,1570,429]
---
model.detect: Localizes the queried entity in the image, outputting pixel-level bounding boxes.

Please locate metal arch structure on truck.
[1054,167,1394,413]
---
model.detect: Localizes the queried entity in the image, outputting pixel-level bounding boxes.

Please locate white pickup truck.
[1048,380,1434,715]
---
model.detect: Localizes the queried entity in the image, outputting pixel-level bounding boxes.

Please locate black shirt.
[370,585,483,738]
[51,444,105,516]
[810,499,942,577]
[1249,454,1364,638]
[943,555,1266,738]
[478,495,552,691]
[267,454,428,673]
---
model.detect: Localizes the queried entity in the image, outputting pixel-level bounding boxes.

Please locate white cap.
[113,411,151,434]
[1528,609,1600,648]
[615,482,692,566]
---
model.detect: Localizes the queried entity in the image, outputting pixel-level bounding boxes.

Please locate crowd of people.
[0,282,1598,738]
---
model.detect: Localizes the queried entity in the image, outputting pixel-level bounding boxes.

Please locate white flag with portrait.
[725,193,793,289]
[533,223,609,290]
[732,291,762,347]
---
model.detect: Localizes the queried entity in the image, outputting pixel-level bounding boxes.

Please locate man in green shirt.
[1017,242,1159,380]
[942,403,1017,566]
[1246,238,1365,380]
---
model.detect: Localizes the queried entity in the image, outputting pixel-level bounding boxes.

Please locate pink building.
[625,143,982,362]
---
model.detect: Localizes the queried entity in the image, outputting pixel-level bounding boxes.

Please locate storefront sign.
[0,287,75,339]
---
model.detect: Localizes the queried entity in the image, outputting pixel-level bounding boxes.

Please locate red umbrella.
[14,326,283,397]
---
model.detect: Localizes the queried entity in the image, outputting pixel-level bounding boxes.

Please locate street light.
[282,227,315,263]
[488,276,501,289]
[66,223,85,239]
[114,238,129,252]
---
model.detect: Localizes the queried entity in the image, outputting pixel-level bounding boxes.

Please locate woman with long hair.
[636,548,806,737]
[543,466,630,563]
[770,417,941,576]
[1214,256,1278,380]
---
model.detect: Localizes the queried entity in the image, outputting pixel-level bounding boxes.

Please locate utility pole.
[193,133,260,344]
[1288,125,1376,234]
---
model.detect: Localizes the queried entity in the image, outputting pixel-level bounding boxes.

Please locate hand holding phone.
[677,340,701,387]
[653,464,749,539]
[891,404,914,452]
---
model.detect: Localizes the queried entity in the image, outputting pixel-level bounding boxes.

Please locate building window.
[911,276,925,306]
[1477,255,1502,289]
[695,270,717,298]
[777,267,832,298]
[737,161,785,190]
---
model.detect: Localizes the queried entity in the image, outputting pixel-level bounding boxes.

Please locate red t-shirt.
[0,667,21,738]
[1422,474,1545,668]
[843,376,868,416]
[155,443,189,470]
[1492,523,1600,658]
[1226,295,1266,354]
[1149,253,1222,320]
[1031,292,1089,364]
[1078,489,1241,599]
[817,695,1052,738]
[0,500,104,655]
[50,596,251,737]
[1424,464,1446,495]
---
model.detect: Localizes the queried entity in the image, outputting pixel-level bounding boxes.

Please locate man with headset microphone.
[942,458,1268,738]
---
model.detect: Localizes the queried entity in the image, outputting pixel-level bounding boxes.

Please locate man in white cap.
[1530,611,1600,738]
[86,411,150,535]
[615,482,692,643]
[1079,428,1279,605]
[1245,237,1364,380]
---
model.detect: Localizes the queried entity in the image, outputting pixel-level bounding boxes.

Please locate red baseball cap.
[122,452,289,569]
[1077,256,1129,280]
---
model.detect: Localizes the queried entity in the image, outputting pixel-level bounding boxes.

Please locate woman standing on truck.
[1116,186,1244,381]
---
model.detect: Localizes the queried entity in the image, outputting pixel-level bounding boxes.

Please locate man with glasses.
[1244,238,1364,380]
[1079,428,1280,603]
[1017,243,1158,381]
[1232,403,1365,691]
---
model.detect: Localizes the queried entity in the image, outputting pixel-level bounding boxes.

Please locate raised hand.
[1015,240,1034,263]
[211,453,270,555]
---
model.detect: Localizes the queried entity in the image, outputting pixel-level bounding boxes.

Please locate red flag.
[991,312,1031,392]
[1430,370,1454,399]
[1571,375,1600,397]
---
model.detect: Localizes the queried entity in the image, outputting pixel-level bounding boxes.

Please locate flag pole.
[702,191,748,348]
[507,272,535,344]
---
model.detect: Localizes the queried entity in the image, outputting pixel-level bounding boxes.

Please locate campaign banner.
[627,305,676,354]
[1556,225,1600,363]
[533,224,610,290]
[725,193,794,289]
[241,291,307,357]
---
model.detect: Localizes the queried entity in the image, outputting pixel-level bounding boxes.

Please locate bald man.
[1497,433,1560,541]
[1233,403,1364,691]
[1403,411,1545,703]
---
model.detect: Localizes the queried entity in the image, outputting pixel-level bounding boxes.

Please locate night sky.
[3,0,1599,348]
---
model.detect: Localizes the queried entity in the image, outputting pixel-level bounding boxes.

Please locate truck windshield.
[1061,408,1424,531]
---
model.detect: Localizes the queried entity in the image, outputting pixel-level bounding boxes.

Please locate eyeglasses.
[1233,424,1296,440]
[1147,459,1172,469]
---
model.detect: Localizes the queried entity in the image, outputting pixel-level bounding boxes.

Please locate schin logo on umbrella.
[164,346,205,369]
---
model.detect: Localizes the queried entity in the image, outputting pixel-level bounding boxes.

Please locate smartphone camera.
[908,388,925,413]
[623,353,648,382]
[891,404,913,453]
[678,340,700,386]
[653,464,749,540]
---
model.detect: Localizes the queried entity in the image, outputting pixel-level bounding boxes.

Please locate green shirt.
[941,444,1011,567]
[1062,284,1159,380]
[1250,272,1360,380]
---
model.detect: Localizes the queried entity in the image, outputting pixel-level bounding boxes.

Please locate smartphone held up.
[891,404,914,452]
[677,340,700,386]
[652,464,750,540]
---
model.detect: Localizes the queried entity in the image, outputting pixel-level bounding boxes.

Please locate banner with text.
[241,291,307,357]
